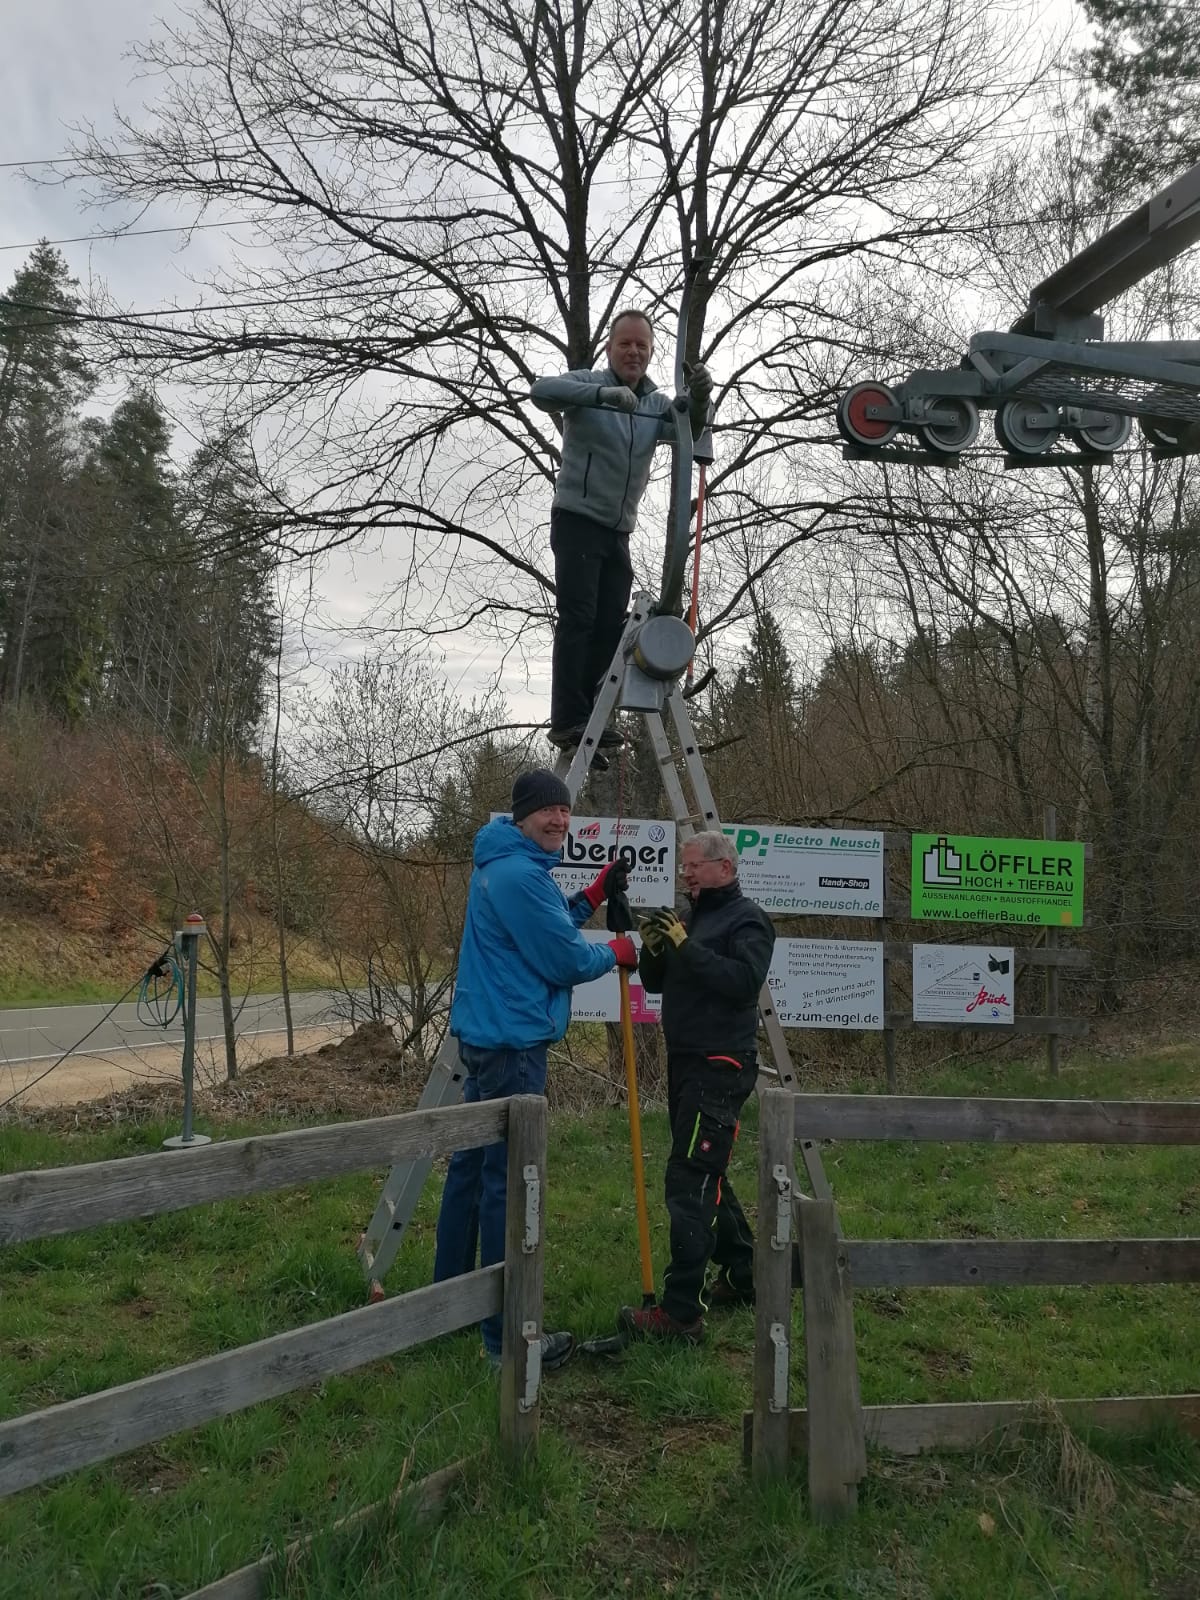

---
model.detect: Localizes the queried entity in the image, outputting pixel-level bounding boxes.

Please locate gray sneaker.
[484,1329,575,1371]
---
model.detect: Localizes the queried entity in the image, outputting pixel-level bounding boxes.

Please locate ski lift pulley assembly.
[837,159,1200,467]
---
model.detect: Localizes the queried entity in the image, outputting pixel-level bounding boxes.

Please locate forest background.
[2,0,1200,1080]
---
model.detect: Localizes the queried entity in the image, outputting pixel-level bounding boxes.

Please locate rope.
[137,947,186,1029]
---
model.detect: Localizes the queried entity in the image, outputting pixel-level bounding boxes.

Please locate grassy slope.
[1,1048,1199,1598]
[0,911,360,1006]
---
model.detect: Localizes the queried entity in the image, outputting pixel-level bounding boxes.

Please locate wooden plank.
[789,1093,1200,1145]
[182,1459,465,1600]
[499,1096,546,1461]
[882,942,1089,970]
[798,1195,865,1518]
[756,1394,1200,1459]
[751,1089,795,1484]
[0,1269,501,1498]
[192,1460,463,1596]
[0,1101,509,1245]
[884,1013,1087,1038]
[849,1237,1200,1288]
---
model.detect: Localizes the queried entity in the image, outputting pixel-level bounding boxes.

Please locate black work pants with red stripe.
[661,1049,758,1325]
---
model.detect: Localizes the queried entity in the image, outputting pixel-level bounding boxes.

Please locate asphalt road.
[0,989,365,1065]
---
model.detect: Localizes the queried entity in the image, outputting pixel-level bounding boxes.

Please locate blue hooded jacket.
[450,816,617,1050]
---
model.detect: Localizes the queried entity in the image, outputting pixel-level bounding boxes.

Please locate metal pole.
[164,912,212,1150]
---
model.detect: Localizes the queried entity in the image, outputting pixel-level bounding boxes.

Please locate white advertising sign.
[912,944,1015,1025]
[723,824,884,916]
[491,814,676,908]
[767,939,885,1030]
[570,932,661,1024]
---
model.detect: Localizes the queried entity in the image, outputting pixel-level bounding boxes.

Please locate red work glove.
[607,936,639,969]
[583,859,630,911]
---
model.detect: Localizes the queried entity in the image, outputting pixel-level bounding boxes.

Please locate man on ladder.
[531,310,712,755]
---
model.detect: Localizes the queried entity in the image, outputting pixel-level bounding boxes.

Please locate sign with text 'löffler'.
[912,833,1085,927]
[720,825,884,916]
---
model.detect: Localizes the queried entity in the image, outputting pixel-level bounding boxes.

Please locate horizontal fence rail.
[791,1094,1200,1145]
[0,1101,509,1244]
[745,1395,1200,1462]
[0,1269,502,1498]
[849,1237,1200,1288]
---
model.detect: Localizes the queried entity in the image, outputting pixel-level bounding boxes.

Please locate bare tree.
[67,0,1039,694]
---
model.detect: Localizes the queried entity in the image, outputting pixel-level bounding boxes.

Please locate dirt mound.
[12,1022,427,1133]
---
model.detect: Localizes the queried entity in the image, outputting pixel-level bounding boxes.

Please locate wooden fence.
[0,1094,547,1547]
[747,1088,1200,1519]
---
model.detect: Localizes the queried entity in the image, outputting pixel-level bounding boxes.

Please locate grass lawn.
[1,1047,1199,1598]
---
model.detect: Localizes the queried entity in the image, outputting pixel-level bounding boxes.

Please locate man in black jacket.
[621,830,774,1342]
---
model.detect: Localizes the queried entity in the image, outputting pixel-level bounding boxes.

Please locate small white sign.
[912,944,1015,1025]
[570,931,661,1024]
[723,824,884,916]
[767,938,885,1030]
[491,814,676,908]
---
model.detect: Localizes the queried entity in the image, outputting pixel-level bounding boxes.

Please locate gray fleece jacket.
[530,366,680,534]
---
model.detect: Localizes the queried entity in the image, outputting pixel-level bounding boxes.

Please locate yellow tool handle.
[619,967,655,1301]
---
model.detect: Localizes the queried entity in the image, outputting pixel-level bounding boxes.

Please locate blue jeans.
[432,1042,549,1356]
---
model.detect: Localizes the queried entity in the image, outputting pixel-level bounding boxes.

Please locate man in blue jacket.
[531,311,712,749]
[433,767,638,1369]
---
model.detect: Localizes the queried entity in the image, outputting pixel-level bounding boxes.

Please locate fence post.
[798,1195,865,1519]
[752,1088,795,1482]
[499,1094,546,1461]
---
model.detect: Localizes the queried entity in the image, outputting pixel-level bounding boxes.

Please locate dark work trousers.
[661,1049,758,1325]
[549,507,633,732]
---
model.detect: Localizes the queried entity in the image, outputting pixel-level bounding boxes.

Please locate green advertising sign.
[911,833,1085,927]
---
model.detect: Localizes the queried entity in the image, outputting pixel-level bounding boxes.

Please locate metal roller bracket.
[522,1164,541,1254]
[520,1320,542,1413]
[770,1164,792,1250]
[768,1323,789,1413]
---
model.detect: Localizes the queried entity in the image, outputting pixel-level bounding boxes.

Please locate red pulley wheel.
[837,382,900,448]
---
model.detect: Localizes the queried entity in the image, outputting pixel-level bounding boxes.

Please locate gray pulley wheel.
[915,396,979,455]
[632,615,696,681]
[995,399,1060,456]
[1070,410,1132,452]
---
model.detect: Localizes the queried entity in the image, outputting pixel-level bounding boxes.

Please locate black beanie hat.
[511,768,571,823]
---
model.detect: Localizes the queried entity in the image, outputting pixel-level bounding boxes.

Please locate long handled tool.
[581,879,655,1354]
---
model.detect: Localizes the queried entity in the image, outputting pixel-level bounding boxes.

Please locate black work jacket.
[638,880,775,1056]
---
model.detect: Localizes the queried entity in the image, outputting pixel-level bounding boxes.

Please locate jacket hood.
[473,815,562,871]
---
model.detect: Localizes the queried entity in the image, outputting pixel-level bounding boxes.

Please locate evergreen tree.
[1080,1,1200,192]
[0,245,97,710]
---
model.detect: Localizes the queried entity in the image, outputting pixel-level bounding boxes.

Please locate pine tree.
[0,245,97,709]
[1080,1,1200,192]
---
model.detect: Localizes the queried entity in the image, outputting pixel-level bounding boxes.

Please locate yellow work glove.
[638,915,666,956]
[643,908,687,950]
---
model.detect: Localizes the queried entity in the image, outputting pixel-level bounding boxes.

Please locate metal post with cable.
[163,912,211,1151]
